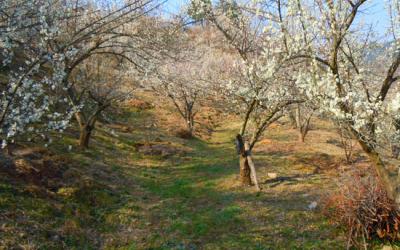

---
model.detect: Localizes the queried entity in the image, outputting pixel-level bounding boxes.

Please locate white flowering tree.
[0,0,163,150]
[52,1,163,149]
[153,25,229,137]
[69,54,133,148]
[271,0,400,205]
[188,0,301,188]
[289,78,319,143]
[292,103,316,143]
[0,0,76,149]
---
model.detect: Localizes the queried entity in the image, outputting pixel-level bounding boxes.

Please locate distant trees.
[153,25,229,137]
[53,1,162,148]
[292,103,315,143]
[289,85,318,143]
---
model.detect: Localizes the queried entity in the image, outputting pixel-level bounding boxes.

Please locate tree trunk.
[296,104,304,142]
[245,142,261,191]
[298,131,306,143]
[184,105,195,137]
[79,124,93,149]
[299,124,311,143]
[392,145,400,159]
[236,134,252,185]
[186,116,194,136]
[296,104,309,143]
[297,105,313,143]
[75,109,102,149]
[239,151,252,186]
[288,109,297,129]
[354,135,400,207]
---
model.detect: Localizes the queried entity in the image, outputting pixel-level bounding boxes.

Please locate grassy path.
[124,122,345,249]
[0,111,348,249]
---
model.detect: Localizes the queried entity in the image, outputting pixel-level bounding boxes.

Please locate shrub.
[323,168,400,249]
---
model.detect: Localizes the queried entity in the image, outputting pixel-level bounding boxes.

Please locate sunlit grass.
[0,107,366,249]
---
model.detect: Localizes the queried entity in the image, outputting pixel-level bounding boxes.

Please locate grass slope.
[0,106,376,249]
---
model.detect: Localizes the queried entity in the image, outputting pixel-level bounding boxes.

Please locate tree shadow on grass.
[264,174,318,188]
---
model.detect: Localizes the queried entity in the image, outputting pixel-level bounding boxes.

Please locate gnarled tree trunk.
[239,152,252,186]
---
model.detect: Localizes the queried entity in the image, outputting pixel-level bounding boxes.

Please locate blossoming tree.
[0,0,163,149]
[69,54,133,148]
[274,0,400,205]
[53,1,163,149]
[189,0,301,188]
[153,25,230,137]
[0,0,75,148]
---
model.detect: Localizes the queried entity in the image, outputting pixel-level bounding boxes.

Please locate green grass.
[0,108,360,249]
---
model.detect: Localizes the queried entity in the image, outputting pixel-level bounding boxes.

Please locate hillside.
[0,98,385,249]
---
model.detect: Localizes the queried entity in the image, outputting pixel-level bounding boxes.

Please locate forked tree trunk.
[236,134,260,190]
[75,111,98,149]
[299,124,311,142]
[236,134,252,185]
